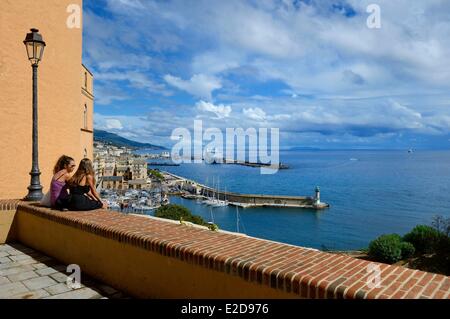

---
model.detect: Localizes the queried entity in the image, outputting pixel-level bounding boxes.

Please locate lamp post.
[24,28,46,201]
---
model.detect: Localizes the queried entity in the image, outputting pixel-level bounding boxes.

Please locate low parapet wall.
[0,199,20,244]
[1,200,449,299]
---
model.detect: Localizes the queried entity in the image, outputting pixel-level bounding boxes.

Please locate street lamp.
[23,28,46,201]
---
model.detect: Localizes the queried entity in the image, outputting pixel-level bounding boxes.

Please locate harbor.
[163,171,329,210]
[100,188,169,214]
[93,142,329,213]
[99,169,329,213]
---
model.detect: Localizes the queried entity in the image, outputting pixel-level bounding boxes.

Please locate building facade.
[81,64,94,159]
[0,0,93,199]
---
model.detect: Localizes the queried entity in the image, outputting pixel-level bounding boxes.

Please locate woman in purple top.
[50,155,76,209]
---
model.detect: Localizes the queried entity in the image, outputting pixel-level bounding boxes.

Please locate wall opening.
[84,104,88,129]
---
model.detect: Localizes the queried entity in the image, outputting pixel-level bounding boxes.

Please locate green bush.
[368,234,403,264]
[434,234,450,256]
[400,241,415,259]
[155,204,207,226]
[403,225,441,254]
[207,223,219,231]
[148,169,164,181]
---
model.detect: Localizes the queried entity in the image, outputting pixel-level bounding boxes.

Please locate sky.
[83,0,450,150]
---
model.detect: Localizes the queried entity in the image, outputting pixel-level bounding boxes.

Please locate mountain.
[94,130,167,150]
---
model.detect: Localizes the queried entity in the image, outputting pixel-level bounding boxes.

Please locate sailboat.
[198,177,208,203]
[202,176,216,205]
[210,177,228,207]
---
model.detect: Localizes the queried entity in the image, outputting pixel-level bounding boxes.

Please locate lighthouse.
[315,186,321,204]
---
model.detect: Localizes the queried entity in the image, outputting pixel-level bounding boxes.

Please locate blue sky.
[83,0,450,149]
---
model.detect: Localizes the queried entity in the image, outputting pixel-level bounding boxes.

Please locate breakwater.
[163,171,329,210]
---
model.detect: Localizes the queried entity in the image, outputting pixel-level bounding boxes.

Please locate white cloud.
[192,51,241,75]
[115,0,144,9]
[85,0,450,148]
[196,100,232,119]
[243,107,266,121]
[164,74,222,100]
[94,84,129,105]
[105,119,123,130]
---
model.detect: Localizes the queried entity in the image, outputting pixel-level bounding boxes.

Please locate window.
[84,72,88,88]
[83,104,88,129]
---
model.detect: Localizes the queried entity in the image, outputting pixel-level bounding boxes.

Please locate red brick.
[14,201,449,300]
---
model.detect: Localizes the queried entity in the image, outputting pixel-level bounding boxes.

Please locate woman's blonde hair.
[69,158,95,186]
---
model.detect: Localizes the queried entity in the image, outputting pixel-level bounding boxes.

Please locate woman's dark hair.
[53,155,75,174]
[69,158,95,186]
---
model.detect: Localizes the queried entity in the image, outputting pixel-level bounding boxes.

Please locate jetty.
[147,162,180,166]
[221,158,289,169]
[182,156,289,169]
[163,172,329,210]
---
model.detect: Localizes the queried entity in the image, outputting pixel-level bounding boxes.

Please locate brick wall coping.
[7,200,450,299]
[0,199,21,211]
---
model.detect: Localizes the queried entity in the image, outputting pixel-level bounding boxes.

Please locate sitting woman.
[50,155,76,210]
[67,158,107,211]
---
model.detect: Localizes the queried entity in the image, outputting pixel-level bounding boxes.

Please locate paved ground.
[0,243,128,299]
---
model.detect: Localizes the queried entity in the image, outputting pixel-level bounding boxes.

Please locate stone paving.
[0,243,128,299]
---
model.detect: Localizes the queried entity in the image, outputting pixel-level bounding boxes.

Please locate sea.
[140,150,450,251]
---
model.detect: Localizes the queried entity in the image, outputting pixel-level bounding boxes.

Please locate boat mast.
[236,206,240,233]
[217,177,220,204]
[210,206,214,223]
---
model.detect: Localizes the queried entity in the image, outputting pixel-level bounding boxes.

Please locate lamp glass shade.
[23,29,46,65]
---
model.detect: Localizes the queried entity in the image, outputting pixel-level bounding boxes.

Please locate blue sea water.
[146,150,450,251]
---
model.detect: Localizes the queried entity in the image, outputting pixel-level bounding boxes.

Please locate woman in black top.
[67,158,107,211]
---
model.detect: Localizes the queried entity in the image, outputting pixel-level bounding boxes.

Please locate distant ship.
[408,148,414,153]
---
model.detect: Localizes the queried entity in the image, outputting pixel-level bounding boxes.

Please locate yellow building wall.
[0,0,92,199]
[81,64,94,159]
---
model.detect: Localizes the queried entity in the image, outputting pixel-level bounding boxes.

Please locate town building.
[93,141,152,191]
[101,176,125,190]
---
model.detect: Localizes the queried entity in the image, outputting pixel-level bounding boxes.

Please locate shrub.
[148,169,164,181]
[368,234,403,264]
[400,241,415,259]
[403,225,441,254]
[155,204,207,226]
[207,223,219,231]
[434,234,450,256]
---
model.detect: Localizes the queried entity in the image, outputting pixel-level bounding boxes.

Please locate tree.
[432,215,450,237]
[148,169,164,182]
[155,204,207,226]
[403,225,442,254]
